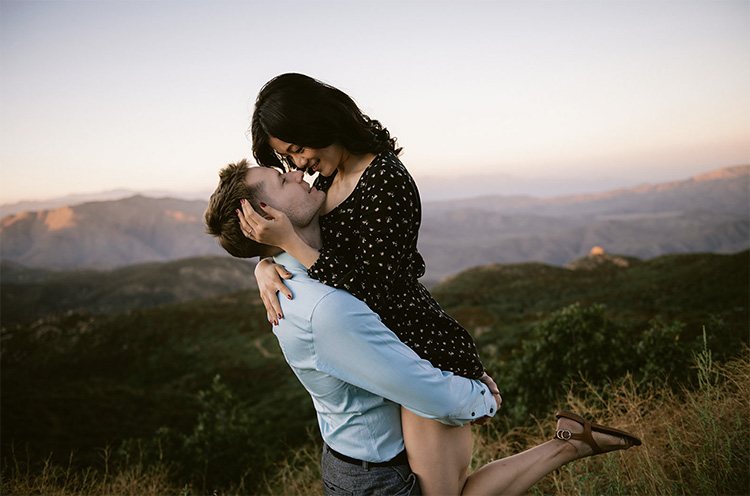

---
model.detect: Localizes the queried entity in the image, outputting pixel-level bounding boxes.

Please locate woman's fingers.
[260,292,281,326]
[261,286,288,325]
[273,265,294,299]
[254,259,292,323]
[237,198,265,237]
[238,199,292,246]
[239,198,262,222]
[236,208,253,237]
[256,202,283,218]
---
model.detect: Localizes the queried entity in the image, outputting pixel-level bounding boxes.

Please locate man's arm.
[309,290,497,426]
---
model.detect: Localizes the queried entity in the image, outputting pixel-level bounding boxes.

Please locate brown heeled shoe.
[554,411,642,457]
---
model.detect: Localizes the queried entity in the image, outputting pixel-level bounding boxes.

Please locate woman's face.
[267,137,345,177]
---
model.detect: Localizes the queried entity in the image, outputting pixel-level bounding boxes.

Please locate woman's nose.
[295,155,308,167]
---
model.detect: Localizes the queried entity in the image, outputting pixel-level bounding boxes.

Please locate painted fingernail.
[260,202,267,208]
[287,294,292,300]
[240,198,246,204]
[236,209,240,215]
[278,313,282,319]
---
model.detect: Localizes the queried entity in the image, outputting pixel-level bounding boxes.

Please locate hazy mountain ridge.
[418,165,748,281]
[1,166,747,282]
[423,165,748,216]
[0,189,209,218]
[419,210,748,282]
[1,195,226,269]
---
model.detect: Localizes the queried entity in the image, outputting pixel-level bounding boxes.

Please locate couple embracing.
[205,73,641,495]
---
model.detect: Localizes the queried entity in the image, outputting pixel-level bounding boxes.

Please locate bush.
[117,375,265,494]
[492,304,704,424]
[493,304,626,422]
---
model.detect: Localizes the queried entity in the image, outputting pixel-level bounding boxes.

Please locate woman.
[239,73,641,495]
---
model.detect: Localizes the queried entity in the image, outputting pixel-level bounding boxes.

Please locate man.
[205,159,498,495]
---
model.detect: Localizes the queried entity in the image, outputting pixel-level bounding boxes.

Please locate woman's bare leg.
[403,408,631,496]
[401,407,473,495]
[462,415,630,495]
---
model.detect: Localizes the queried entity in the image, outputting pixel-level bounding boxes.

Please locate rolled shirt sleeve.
[309,288,496,425]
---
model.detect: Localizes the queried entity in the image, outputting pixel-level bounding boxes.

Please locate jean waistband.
[325,444,409,469]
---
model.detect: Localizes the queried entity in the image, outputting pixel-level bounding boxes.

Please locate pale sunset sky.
[1,0,748,204]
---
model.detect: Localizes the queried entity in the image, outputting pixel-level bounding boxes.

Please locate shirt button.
[471,412,475,416]
[481,390,485,395]
[490,408,494,413]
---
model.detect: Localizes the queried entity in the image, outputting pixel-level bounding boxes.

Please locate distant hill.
[0,188,210,218]
[423,165,749,215]
[1,166,747,283]
[419,165,749,282]
[1,195,226,269]
[432,250,749,355]
[1,256,257,325]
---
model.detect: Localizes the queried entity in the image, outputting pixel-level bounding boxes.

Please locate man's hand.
[472,372,502,425]
[479,371,500,396]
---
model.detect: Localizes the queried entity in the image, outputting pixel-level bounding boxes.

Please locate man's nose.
[289,170,304,182]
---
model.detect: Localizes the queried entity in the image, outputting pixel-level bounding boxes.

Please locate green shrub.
[493,303,705,424]
[117,375,264,494]
[635,319,698,384]
[494,304,628,422]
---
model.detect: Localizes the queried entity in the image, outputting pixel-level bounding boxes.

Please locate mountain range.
[1,165,747,284]
[1,195,226,269]
[419,165,748,281]
[0,169,670,218]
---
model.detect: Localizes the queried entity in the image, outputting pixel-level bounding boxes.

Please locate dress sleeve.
[308,165,421,308]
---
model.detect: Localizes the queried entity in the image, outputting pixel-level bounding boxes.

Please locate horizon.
[0,163,746,215]
[1,0,748,204]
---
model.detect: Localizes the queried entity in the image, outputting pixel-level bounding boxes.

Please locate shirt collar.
[273,252,307,273]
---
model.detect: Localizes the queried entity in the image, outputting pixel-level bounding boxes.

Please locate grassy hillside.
[1,250,747,494]
[434,250,748,353]
[1,256,257,325]
[1,290,311,493]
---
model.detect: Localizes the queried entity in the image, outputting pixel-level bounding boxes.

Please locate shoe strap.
[555,420,603,455]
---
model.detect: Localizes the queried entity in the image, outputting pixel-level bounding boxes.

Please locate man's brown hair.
[204,159,271,258]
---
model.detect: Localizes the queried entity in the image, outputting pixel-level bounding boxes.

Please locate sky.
[1,0,748,204]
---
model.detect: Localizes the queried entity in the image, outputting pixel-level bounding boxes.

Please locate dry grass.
[261,436,324,496]
[1,448,177,495]
[264,344,749,496]
[472,346,750,495]
[4,348,748,495]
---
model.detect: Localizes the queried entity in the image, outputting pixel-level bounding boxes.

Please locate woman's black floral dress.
[309,152,484,379]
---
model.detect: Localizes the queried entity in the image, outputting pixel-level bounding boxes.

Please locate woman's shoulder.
[361,152,420,202]
[365,152,414,186]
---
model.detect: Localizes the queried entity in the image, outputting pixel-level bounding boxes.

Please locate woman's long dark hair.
[251,73,401,171]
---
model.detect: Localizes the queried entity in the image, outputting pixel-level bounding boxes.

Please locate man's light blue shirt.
[272,252,496,463]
